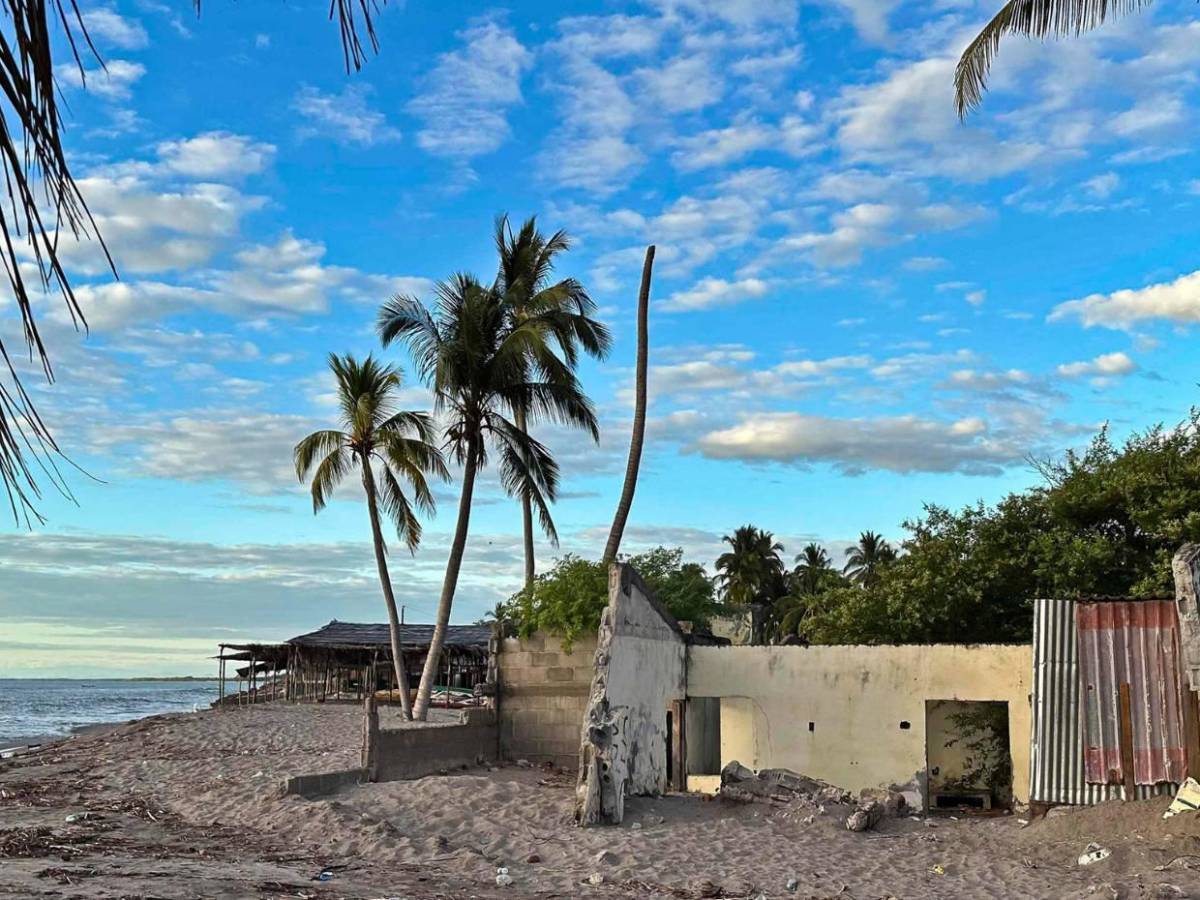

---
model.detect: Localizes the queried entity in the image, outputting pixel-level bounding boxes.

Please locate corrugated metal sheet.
[1030,598,1178,805]
[1077,601,1187,786]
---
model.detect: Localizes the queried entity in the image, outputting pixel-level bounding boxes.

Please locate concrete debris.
[1162,777,1200,819]
[719,760,852,807]
[593,849,620,866]
[846,793,907,832]
[1153,885,1187,899]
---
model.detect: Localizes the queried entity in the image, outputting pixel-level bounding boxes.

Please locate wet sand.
[1,703,1198,898]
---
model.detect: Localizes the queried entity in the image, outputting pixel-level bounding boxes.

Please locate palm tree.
[843,531,897,587]
[955,0,1148,116]
[493,215,612,589]
[716,525,787,643]
[379,275,599,720]
[293,353,448,720]
[793,542,833,595]
[603,246,656,565]
[0,1,387,524]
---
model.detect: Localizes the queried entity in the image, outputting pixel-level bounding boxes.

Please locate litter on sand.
[1078,843,1111,866]
[1162,777,1200,820]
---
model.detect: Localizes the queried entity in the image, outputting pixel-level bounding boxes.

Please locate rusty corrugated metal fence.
[1031,598,1180,805]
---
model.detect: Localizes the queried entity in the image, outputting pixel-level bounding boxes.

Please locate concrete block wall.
[374,710,498,782]
[497,631,597,768]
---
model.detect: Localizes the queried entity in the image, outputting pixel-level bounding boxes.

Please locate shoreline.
[1,720,141,758]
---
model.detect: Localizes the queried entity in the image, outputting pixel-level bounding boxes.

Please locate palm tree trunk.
[603,245,654,565]
[361,459,414,720]
[515,405,536,590]
[413,438,479,721]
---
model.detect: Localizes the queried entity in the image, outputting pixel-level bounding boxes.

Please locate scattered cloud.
[1055,351,1138,380]
[293,85,401,146]
[1050,270,1200,329]
[660,276,769,311]
[156,132,276,179]
[82,8,148,49]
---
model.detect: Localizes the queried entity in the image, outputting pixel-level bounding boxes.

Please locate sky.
[3,0,1200,676]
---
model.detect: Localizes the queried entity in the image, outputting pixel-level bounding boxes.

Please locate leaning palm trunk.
[515,405,536,590]
[413,441,480,720]
[361,460,414,720]
[602,246,655,565]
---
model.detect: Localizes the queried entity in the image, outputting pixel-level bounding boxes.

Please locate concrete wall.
[576,565,687,824]
[373,708,498,782]
[686,643,1033,805]
[497,632,597,768]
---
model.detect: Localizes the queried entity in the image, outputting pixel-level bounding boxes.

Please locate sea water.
[0,679,218,748]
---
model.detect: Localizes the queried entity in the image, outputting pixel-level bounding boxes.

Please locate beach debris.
[930,864,946,876]
[495,866,513,887]
[1152,886,1186,899]
[593,849,620,866]
[516,759,532,768]
[786,876,800,892]
[1163,777,1200,819]
[846,792,906,832]
[719,760,851,806]
[312,869,335,881]
[525,852,541,864]
[63,813,91,823]
[587,872,605,886]
[1078,843,1112,866]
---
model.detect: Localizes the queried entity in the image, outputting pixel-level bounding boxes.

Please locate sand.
[2,703,1198,899]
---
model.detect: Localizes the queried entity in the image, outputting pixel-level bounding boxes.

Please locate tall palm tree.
[843,531,897,587]
[716,525,787,643]
[379,275,599,720]
[603,246,656,566]
[793,542,834,595]
[0,1,387,524]
[493,215,612,589]
[293,353,448,720]
[955,0,1148,116]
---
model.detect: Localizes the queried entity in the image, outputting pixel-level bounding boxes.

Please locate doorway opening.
[925,699,1012,812]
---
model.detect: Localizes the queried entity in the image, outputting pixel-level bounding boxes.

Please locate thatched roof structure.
[286,620,492,653]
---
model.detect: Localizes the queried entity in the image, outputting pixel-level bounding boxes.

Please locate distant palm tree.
[603,246,656,566]
[293,353,448,719]
[716,525,787,643]
[793,542,833,594]
[379,275,599,720]
[843,531,897,587]
[493,215,612,589]
[955,0,1149,116]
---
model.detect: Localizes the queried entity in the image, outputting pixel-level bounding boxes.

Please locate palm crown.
[294,353,448,552]
[843,530,897,586]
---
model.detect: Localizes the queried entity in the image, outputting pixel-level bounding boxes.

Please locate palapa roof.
[286,620,493,652]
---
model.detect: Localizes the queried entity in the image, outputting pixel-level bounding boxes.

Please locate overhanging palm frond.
[955,0,1150,116]
[376,463,422,552]
[307,446,352,513]
[294,429,347,481]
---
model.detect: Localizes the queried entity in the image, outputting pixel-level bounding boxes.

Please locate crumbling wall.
[575,564,686,825]
[497,632,597,768]
[1173,544,1200,692]
[687,643,1033,806]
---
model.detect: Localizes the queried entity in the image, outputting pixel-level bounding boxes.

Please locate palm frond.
[376,462,422,553]
[307,446,352,513]
[294,428,347,481]
[955,0,1150,116]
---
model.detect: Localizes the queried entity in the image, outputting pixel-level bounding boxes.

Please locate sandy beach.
[1,703,1198,899]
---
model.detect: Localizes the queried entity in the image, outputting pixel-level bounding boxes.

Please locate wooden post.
[249,655,256,704]
[1119,682,1136,801]
[362,694,379,782]
[671,699,687,793]
[218,654,225,708]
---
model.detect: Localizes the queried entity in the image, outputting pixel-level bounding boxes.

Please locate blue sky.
[3,0,1200,675]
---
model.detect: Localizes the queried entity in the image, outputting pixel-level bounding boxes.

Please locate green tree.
[716,525,787,643]
[955,0,1150,116]
[293,353,448,719]
[511,547,718,649]
[843,531,896,587]
[793,542,834,594]
[378,275,599,719]
[492,215,612,589]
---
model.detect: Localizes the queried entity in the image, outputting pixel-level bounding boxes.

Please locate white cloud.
[660,276,769,311]
[293,85,401,146]
[1055,351,1138,379]
[690,411,1028,474]
[672,121,776,171]
[82,8,148,48]
[409,19,532,161]
[1050,270,1200,329]
[56,59,145,101]
[1083,172,1120,199]
[637,53,724,113]
[156,132,275,178]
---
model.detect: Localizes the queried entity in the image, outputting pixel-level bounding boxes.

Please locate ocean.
[0,679,219,748]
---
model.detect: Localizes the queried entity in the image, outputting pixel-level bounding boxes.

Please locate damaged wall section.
[686,643,1033,807]
[575,564,686,825]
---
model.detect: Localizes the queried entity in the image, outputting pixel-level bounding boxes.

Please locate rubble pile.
[719,761,852,807]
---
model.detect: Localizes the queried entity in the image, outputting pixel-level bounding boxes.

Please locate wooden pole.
[218,654,225,708]
[1119,682,1136,801]
[249,655,256,704]
[362,694,379,782]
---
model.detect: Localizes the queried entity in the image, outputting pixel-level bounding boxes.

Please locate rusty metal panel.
[1030,598,1178,805]
[1077,600,1187,786]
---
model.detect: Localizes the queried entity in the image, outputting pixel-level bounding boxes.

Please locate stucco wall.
[375,710,498,781]
[497,632,597,768]
[686,643,1033,805]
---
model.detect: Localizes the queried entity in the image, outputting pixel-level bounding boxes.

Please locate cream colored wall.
[687,644,1033,804]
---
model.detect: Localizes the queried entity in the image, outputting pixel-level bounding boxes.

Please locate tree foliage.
[509,547,719,649]
[806,414,1200,645]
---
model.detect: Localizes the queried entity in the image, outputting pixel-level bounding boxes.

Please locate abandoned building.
[229,545,1200,826]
